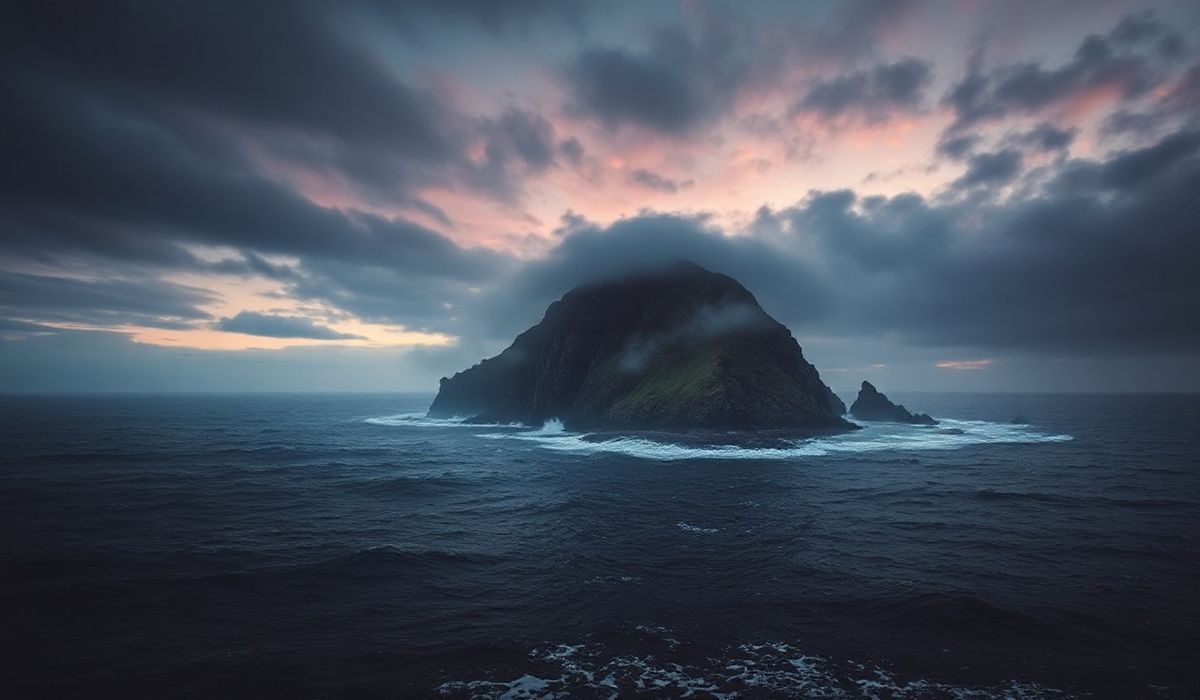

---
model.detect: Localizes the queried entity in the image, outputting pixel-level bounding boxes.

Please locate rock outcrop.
[849,381,936,425]
[429,261,852,432]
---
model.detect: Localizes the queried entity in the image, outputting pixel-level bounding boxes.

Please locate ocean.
[1,393,1197,698]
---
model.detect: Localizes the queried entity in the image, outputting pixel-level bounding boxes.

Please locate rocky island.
[429,262,853,432]
[849,380,937,425]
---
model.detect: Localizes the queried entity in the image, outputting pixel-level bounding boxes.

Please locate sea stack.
[429,261,852,432]
[849,381,937,425]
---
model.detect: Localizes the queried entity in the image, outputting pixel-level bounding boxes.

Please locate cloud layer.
[2,1,1199,391]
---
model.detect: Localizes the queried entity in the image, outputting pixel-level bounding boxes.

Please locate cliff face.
[849,381,936,425]
[429,262,851,432]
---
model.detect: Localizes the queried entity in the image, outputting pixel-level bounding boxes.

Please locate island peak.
[429,262,852,432]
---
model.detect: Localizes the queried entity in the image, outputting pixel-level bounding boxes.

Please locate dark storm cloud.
[498,127,1200,355]
[943,12,1184,132]
[564,45,715,133]
[1019,123,1077,152]
[792,58,933,124]
[0,9,512,336]
[1102,62,1200,136]
[628,170,691,194]
[0,0,581,233]
[1,46,510,335]
[484,110,559,171]
[0,0,631,352]
[558,137,585,165]
[764,130,1200,352]
[562,2,919,135]
[1108,9,1188,57]
[952,150,1024,188]
[0,80,502,280]
[280,257,501,332]
[466,109,565,198]
[366,0,592,36]
[1,2,455,159]
[215,312,365,341]
[561,4,786,135]
[1095,129,1200,188]
[0,272,215,329]
[936,133,980,161]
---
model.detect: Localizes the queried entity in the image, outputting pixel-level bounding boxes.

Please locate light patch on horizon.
[936,359,995,370]
[126,322,455,351]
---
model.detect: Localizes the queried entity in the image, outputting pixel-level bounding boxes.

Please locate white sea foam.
[436,672,553,699]
[368,410,1073,461]
[364,412,519,429]
[526,418,565,435]
[677,522,720,533]
[435,636,1074,699]
[475,417,1072,461]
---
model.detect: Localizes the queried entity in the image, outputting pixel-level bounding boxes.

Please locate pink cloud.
[935,359,995,370]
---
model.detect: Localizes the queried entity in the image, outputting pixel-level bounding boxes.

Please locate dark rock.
[428,261,853,432]
[849,381,938,425]
[1011,415,1029,424]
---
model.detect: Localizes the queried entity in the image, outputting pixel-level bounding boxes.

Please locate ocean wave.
[435,636,1075,699]
[364,412,520,429]
[351,473,476,497]
[677,522,720,534]
[301,545,503,579]
[476,418,1073,461]
[975,489,1196,509]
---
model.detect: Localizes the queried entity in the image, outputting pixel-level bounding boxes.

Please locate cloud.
[2,0,1199,394]
[564,44,714,134]
[1018,123,1076,152]
[0,47,513,338]
[1101,61,1200,137]
[935,359,994,370]
[628,169,692,194]
[0,0,590,226]
[0,272,215,329]
[560,3,928,136]
[214,312,365,340]
[558,137,585,165]
[778,130,1200,352]
[943,12,1185,132]
[792,58,933,124]
[369,0,592,37]
[1,2,458,158]
[1055,129,1200,192]
[469,108,563,199]
[952,150,1023,188]
[936,133,980,161]
[469,128,1200,358]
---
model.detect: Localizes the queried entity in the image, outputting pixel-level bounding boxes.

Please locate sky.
[2,0,1199,394]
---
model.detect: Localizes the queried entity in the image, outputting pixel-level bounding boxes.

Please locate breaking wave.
[364,412,519,429]
[474,418,1072,461]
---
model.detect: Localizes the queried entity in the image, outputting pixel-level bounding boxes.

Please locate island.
[429,261,854,432]
[849,380,937,425]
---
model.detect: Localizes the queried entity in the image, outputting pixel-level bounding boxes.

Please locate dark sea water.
[1,393,1198,698]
